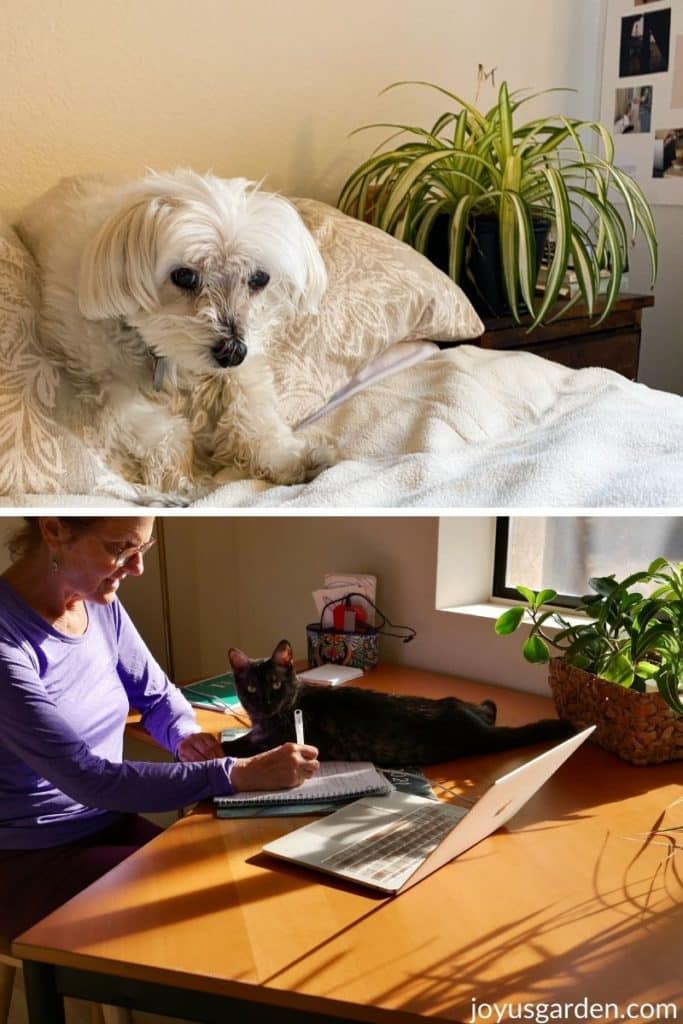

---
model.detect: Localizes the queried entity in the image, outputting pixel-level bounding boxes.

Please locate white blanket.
[195,344,683,508]
[4,345,681,508]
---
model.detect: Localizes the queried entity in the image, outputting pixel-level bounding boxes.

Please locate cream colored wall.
[1,0,603,217]
[161,516,239,681]
[162,516,548,696]
[2,1,677,393]
[0,513,550,697]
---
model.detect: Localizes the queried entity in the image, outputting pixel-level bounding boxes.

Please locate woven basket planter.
[548,657,683,766]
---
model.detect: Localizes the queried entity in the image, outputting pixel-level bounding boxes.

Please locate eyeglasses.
[99,536,157,569]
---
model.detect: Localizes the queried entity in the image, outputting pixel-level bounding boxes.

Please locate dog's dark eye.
[248,269,270,292]
[170,267,199,291]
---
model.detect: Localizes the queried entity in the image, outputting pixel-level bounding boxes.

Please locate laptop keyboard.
[319,802,466,888]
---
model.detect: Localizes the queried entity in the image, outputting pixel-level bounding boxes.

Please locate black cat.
[220,640,572,766]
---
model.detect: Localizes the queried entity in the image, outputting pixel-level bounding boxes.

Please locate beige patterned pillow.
[269,198,484,423]
[0,223,116,499]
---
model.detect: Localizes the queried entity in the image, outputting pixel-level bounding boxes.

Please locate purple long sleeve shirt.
[0,578,236,848]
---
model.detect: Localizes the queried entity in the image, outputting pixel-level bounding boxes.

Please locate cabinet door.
[0,518,21,572]
[119,533,171,673]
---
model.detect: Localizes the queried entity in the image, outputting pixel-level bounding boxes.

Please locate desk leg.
[23,961,65,1024]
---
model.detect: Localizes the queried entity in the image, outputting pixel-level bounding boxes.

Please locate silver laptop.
[263,726,595,895]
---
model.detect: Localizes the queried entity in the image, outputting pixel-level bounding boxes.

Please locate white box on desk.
[298,665,364,687]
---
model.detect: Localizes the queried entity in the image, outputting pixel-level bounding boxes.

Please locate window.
[493,516,683,606]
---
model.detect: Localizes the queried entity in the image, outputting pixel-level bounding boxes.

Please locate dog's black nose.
[212,338,247,368]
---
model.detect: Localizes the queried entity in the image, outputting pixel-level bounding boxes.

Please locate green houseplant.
[494,558,683,765]
[339,80,658,326]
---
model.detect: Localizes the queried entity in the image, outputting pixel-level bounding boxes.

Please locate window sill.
[440,602,586,629]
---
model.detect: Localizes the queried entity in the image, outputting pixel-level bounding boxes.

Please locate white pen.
[294,708,305,745]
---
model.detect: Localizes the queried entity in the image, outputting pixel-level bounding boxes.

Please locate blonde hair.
[6,517,107,562]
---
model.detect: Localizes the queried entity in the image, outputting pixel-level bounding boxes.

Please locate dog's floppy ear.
[283,204,327,315]
[245,188,327,315]
[78,197,170,320]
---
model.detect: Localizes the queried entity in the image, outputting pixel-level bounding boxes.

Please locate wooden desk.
[13,666,682,1024]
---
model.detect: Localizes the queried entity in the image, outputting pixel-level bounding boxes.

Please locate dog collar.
[153,355,177,391]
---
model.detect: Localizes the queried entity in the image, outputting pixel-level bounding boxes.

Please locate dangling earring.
[51,554,60,573]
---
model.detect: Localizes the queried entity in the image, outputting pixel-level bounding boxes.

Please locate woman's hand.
[229,743,320,792]
[176,731,225,762]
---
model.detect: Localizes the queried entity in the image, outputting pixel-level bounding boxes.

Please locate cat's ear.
[228,648,250,674]
[272,639,294,669]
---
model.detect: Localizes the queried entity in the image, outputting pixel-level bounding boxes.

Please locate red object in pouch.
[332,602,368,631]
[333,604,353,630]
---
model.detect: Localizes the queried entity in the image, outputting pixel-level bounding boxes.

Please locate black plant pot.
[424,213,550,319]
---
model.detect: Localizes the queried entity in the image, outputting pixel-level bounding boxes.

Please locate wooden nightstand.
[442,293,654,380]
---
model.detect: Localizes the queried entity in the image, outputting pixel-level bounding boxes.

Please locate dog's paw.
[256,440,337,485]
[212,465,249,486]
[302,442,337,481]
[258,460,309,486]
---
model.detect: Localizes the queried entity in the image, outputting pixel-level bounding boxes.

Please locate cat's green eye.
[272,681,282,690]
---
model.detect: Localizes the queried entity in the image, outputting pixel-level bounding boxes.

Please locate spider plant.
[494,557,683,715]
[339,80,658,327]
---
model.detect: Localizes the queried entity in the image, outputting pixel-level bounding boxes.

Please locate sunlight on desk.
[12,668,682,1024]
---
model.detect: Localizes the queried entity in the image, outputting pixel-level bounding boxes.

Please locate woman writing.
[0,516,319,942]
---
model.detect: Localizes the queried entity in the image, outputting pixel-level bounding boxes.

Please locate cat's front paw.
[478,700,497,725]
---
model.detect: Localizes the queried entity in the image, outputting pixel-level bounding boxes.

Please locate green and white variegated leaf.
[449,194,478,282]
[569,234,597,316]
[413,197,452,253]
[572,189,627,323]
[532,168,572,326]
[381,80,489,132]
[497,82,515,164]
[379,149,455,232]
[497,189,538,319]
[338,79,658,324]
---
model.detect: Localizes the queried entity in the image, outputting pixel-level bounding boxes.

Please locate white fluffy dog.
[16,169,332,502]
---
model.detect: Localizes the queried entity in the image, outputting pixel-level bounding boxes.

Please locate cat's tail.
[481,717,575,753]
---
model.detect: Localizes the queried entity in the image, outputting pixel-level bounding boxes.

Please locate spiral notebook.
[214,761,393,810]
[215,765,434,818]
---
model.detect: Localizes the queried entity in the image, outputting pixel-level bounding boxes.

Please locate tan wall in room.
[161,516,548,696]
[161,517,239,682]
[2,1,677,391]
[0,514,552,697]
[165,516,441,677]
[1,0,603,216]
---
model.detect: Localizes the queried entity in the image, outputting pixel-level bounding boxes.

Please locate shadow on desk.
[430,738,681,810]
[369,887,682,1019]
